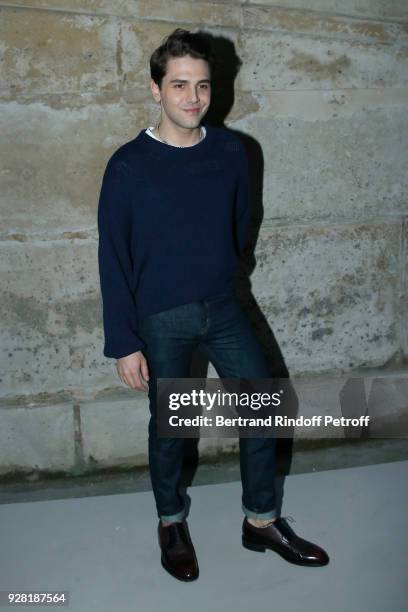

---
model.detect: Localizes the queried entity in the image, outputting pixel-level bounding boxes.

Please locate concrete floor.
[0,440,407,611]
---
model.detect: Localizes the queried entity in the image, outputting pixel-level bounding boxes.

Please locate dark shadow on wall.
[180,32,299,520]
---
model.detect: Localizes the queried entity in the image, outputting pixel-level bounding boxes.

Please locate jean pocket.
[138,302,193,330]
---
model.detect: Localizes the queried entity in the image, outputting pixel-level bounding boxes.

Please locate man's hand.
[116,351,150,391]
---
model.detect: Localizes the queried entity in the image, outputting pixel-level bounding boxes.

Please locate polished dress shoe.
[242,516,329,566]
[158,520,199,581]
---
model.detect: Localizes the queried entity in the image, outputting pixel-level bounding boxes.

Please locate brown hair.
[150,28,216,88]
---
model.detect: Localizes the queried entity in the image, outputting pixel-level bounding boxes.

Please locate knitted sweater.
[97,122,250,359]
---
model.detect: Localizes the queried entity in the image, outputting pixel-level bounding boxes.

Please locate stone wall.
[0,1,407,475]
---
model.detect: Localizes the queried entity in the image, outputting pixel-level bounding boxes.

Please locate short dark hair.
[150,28,216,89]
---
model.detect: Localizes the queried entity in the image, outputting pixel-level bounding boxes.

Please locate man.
[97,28,329,582]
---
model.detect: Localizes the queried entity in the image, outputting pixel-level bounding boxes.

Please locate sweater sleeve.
[97,157,146,359]
[235,141,251,257]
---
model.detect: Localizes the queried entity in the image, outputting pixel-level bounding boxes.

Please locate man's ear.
[150,79,161,103]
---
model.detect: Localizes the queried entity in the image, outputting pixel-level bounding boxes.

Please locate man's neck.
[155,122,203,147]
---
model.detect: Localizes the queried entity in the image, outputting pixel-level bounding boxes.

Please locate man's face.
[151,55,211,129]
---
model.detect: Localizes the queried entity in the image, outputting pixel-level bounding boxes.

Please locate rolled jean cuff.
[242,503,277,520]
[160,507,186,523]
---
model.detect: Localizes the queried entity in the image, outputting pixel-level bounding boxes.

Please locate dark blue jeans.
[137,287,277,522]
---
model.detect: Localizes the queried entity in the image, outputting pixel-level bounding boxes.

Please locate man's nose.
[187,87,199,103]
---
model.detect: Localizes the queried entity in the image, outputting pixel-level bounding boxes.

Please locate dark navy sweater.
[97,122,251,359]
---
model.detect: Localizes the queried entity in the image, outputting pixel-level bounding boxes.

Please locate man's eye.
[175,84,184,88]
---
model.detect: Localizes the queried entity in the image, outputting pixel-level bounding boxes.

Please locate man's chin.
[178,121,203,130]
[178,112,206,127]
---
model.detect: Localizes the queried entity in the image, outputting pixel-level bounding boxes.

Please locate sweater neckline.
[136,122,215,158]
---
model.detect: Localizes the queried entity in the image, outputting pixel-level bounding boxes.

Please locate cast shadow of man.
[178,32,300,519]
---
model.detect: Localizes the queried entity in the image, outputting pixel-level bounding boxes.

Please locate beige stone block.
[0,98,154,233]
[246,0,408,21]
[0,238,115,397]
[228,101,408,222]
[242,221,401,373]
[6,0,245,20]
[243,5,408,45]
[0,6,119,97]
[0,1,135,17]
[133,0,241,28]
[0,400,75,474]
[236,29,408,91]
[1,221,402,399]
[402,220,408,357]
[79,392,149,469]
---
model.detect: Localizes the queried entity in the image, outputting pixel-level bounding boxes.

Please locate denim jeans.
[137,287,277,522]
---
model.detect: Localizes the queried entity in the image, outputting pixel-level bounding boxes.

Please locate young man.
[97,28,329,582]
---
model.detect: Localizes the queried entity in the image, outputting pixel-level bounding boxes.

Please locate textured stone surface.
[6,0,243,23]
[242,5,408,45]
[228,100,408,223]
[236,29,408,91]
[0,7,120,97]
[0,221,403,397]
[246,221,401,373]
[0,99,152,233]
[246,0,408,21]
[0,238,107,396]
[0,401,75,475]
[1,371,406,477]
[79,393,149,469]
[402,220,408,357]
[7,0,408,21]
[0,1,137,16]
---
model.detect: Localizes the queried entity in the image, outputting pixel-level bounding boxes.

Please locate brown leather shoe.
[242,516,329,566]
[158,520,199,581]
